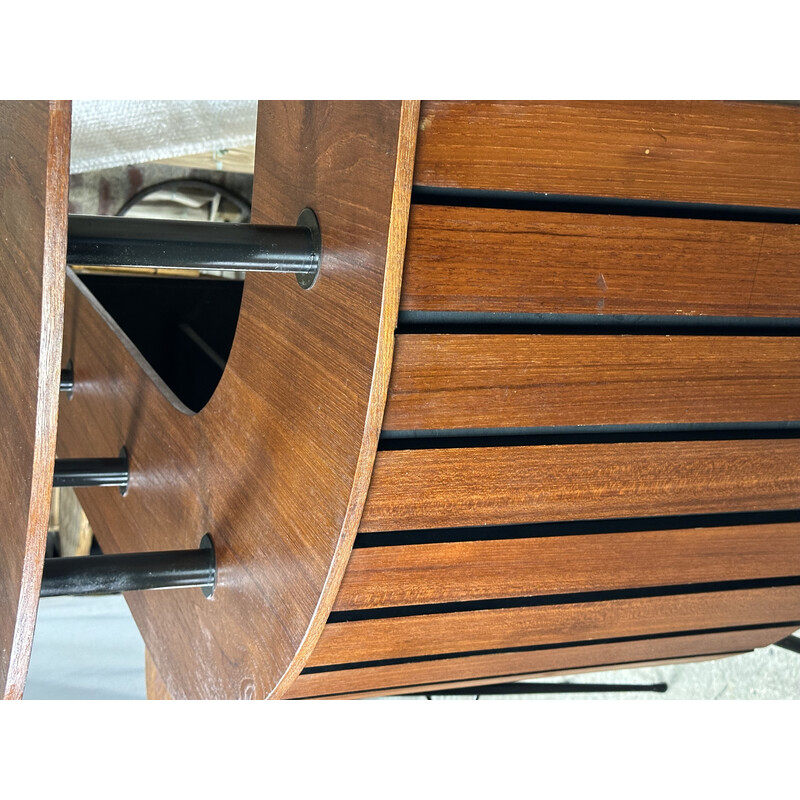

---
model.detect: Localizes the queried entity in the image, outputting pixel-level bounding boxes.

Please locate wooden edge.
[5,101,71,699]
[145,648,172,700]
[270,101,421,698]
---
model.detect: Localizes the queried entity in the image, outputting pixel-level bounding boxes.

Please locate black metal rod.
[775,635,800,654]
[67,214,320,274]
[59,367,74,394]
[418,681,669,697]
[40,547,216,597]
[53,457,128,489]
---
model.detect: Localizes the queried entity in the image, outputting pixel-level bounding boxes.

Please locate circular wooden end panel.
[0,101,70,698]
[57,101,419,698]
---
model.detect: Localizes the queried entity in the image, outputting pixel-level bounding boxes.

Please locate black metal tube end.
[40,542,217,597]
[53,450,129,490]
[60,360,74,396]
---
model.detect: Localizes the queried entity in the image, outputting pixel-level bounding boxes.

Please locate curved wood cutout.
[58,101,419,698]
[0,101,70,699]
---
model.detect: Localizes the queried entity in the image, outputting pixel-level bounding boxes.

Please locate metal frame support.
[67,212,321,280]
[40,535,216,598]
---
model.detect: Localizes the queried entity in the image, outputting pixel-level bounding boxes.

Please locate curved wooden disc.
[0,101,70,698]
[58,101,419,698]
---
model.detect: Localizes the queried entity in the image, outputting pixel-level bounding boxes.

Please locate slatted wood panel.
[0,101,70,699]
[307,585,800,667]
[334,523,800,611]
[399,206,800,317]
[286,626,795,698]
[383,335,800,431]
[292,655,746,699]
[361,440,800,532]
[414,101,800,207]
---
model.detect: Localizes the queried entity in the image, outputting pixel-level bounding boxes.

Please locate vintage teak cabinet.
[2,101,799,699]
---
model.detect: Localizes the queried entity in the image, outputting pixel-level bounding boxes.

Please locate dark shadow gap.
[79,274,244,412]
[411,186,800,224]
[302,621,796,674]
[325,576,800,623]
[352,509,800,548]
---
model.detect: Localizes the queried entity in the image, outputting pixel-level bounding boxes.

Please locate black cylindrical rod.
[59,366,74,394]
[67,214,319,274]
[40,547,216,597]
[53,456,128,489]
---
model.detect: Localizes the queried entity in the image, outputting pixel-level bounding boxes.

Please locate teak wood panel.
[360,440,800,532]
[400,206,800,317]
[414,101,800,207]
[287,626,794,698]
[292,654,749,699]
[307,585,800,666]
[334,523,800,611]
[57,102,420,699]
[291,655,740,700]
[383,335,800,431]
[0,101,70,699]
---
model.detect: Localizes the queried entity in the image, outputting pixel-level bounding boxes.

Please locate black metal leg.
[774,635,800,654]
[418,681,668,697]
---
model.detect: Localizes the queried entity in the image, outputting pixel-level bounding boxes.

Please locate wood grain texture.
[384,335,800,431]
[400,206,800,317]
[414,101,800,207]
[0,101,70,699]
[307,586,800,666]
[287,627,794,698]
[291,655,741,699]
[334,524,800,610]
[144,649,171,700]
[360,440,800,532]
[57,102,420,699]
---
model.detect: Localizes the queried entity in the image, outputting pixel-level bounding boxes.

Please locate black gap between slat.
[297,651,750,698]
[411,186,800,224]
[353,509,800,548]
[326,576,800,623]
[301,620,798,675]
[395,310,800,336]
[378,428,800,451]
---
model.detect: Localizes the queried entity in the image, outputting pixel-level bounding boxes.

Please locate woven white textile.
[70,100,258,174]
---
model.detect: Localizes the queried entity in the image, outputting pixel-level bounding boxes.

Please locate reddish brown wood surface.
[291,654,742,699]
[414,101,800,207]
[144,649,171,700]
[360,440,800,532]
[384,335,800,431]
[0,101,70,699]
[400,206,800,316]
[287,626,794,698]
[307,586,800,667]
[58,102,419,699]
[335,523,800,611]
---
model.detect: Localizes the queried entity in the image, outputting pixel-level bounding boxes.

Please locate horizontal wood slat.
[307,586,800,667]
[334,523,800,611]
[290,654,739,699]
[399,206,800,317]
[414,101,800,207]
[361,440,800,532]
[288,626,794,698]
[384,335,800,431]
